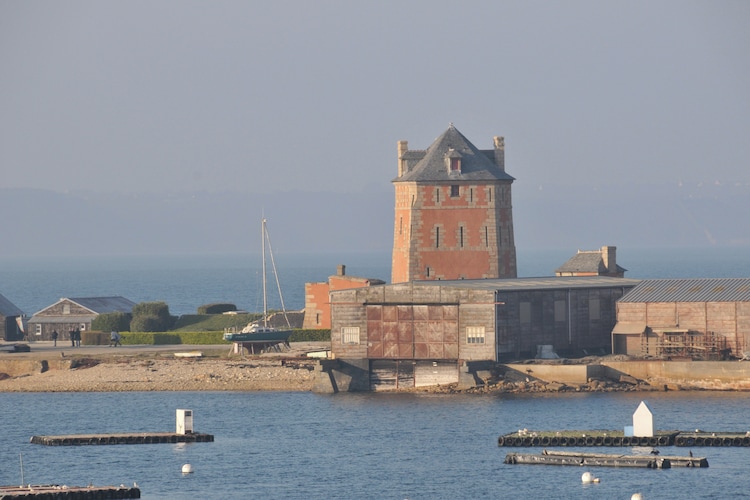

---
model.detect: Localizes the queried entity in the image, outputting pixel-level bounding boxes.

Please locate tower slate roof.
[394,125,515,183]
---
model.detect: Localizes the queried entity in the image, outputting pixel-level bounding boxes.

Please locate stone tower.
[391,125,517,283]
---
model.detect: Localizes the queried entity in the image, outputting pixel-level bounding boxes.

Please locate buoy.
[581,472,595,483]
[631,494,643,500]
[181,464,193,474]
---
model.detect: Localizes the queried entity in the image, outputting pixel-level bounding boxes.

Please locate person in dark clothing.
[69,329,75,347]
[51,330,58,347]
[75,328,81,347]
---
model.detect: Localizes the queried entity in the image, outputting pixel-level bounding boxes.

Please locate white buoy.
[581,472,594,483]
[181,464,193,474]
[631,494,643,500]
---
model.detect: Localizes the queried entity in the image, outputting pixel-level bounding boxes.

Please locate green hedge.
[197,303,237,314]
[117,329,330,345]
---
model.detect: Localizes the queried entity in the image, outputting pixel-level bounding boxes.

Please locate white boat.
[223,218,294,345]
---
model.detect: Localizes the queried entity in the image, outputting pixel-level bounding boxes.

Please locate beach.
[0,342,322,392]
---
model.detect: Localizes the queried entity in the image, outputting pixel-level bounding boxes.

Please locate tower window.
[485,226,489,247]
[426,266,431,277]
[436,188,440,203]
[470,188,473,202]
[489,188,492,203]
[450,157,460,171]
[460,226,464,248]
[450,185,459,197]
[435,227,440,248]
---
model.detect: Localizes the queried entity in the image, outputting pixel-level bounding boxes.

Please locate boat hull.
[223,330,293,343]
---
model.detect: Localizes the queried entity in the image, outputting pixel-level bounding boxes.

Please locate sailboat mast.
[261,218,268,328]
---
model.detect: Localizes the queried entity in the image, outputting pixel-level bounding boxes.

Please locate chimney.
[337,264,346,276]
[493,136,505,171]
[601,246,616,274]
[397,140,408,177]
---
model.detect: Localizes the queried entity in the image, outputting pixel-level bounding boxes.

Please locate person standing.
[69,328,75,347]
[74,327,81,347]
[51,330,58,347]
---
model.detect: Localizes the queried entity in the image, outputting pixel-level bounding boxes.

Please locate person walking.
[51,330,58,347]
[110,330,121,347]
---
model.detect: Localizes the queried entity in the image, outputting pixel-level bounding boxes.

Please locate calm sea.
[2,391,750,499]
[1,247,750,499]
[1,246,748,317]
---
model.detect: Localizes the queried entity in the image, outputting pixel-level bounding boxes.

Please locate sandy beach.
[0,342,323,392]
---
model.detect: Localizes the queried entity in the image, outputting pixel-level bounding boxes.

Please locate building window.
[436,188,440,203]
[450,185,459,197]
[342,327,360,345]
[520,302,531,324]
[435,227,440,248]
[589,298,600,320]
[450,157,460,171]
[426,266,431,277]
[554,300,566,322]
[63,304,70,315]
[399,217,403,235]
[460,226,464,248]
[35,324,42,336]
[470,188,473,202]
[489,188,492,203]
[80,323,86,331]
[316,313,320,325]
[485,226,489,247]
[466,326,486,344]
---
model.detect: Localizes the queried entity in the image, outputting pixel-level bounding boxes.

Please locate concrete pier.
[30,432,214,446]
[504,451,677,468]
[498,430,750,447]
[0,484,140,499]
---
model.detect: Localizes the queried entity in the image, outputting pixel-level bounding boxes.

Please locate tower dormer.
[446,148,462,174]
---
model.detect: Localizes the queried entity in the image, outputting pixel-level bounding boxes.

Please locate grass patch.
[172,313,262,332]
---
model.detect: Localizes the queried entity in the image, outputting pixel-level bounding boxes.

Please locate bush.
[289,329,331,342]
[130,315,167,333]
[197,303,237,314]
[92,312,131,332]
[131,301,176,332]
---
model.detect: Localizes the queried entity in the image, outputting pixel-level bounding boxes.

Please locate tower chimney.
[397,140,409,177]
[337,264,346,276]
[493,136,505,171]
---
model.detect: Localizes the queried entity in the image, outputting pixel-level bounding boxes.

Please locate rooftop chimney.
[602,246,616,274]
[397,140,409,177]
[337,264,346,276]
[493,136,505,171]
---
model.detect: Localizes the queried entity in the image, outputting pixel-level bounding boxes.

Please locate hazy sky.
[2,1,748,197]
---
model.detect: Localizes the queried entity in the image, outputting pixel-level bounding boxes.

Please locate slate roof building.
[613,278,750,358]
[27,296,136,341]
[392,125,517,282]
[556,246,626,277]
[0,293,25,341]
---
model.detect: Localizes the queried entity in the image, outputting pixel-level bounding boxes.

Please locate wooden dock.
[29,432,214,446]
[504,450,707,469]
[0,484,140,499]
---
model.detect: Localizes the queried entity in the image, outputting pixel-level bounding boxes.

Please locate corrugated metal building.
[330,276,639,390]
[613,278,750,358]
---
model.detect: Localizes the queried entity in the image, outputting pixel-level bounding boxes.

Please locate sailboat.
[223,218,294,345]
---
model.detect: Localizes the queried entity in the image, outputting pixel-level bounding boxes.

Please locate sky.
[1,1,749,257]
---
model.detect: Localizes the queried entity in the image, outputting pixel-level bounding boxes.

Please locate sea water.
[1,391,750,499]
